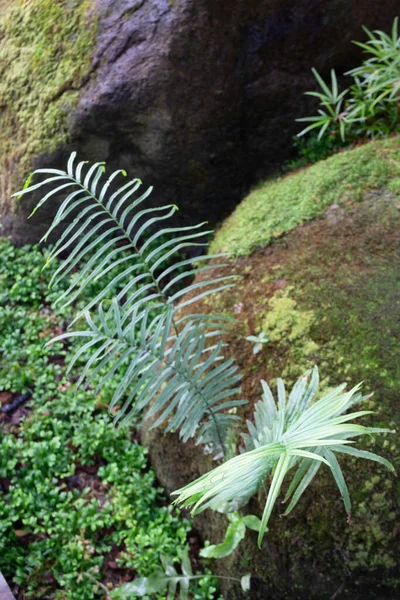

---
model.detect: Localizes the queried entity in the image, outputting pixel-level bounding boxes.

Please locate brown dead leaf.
[14,529,29,537]
[0,391,12,406]
[58,381,71,392]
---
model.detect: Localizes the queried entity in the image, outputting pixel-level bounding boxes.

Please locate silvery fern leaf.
[172,367,395,547]
[50,291,244,452]
[15,153,245,453]
[116,544,251,597]
[117,545,193,599]
[14,152,236,323]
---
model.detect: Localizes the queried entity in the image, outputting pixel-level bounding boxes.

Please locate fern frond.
[172,367,395,546]
[16,153,245,452]
[51,298,244,452]
[14,152,236,322]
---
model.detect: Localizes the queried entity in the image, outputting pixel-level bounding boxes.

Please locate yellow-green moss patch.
[259,287,319,381]
[210,137,400,256]
[0,0,98,200]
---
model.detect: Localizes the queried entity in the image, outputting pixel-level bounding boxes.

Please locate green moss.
[387,176,400,193]
[259,288,319,382]
[0,0,98,201]
[210,137,400,256]
[261,288,314,343]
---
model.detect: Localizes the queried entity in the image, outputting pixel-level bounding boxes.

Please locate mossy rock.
[145,138,400,599]
[0,0,98,242]
[0,0,97,199]
[210,136,400,256]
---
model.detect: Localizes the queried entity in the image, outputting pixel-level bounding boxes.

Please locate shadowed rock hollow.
[1,0,399,243]
[144,137,400,600]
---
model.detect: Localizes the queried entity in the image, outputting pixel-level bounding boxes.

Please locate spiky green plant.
[173,367,395,547]
[297,18,400,143]
[346,18,400,134]
[15,152,245,454]
[297,68,349,141]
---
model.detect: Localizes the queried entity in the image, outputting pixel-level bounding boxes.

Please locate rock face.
[144,138,400,599]
[1,0,399,243]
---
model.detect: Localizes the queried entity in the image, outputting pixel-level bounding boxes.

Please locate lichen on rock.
[259,287,319,381]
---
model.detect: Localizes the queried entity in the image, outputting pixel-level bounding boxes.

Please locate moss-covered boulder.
[0,0,98,243]
[144,137,400,599]
[1,0,400,244]
[0,0,96,175]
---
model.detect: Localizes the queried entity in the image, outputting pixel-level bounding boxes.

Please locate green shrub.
[297,18,400,152]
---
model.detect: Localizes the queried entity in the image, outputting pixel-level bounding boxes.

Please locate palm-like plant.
[297,18,400,144]
[173,367,394,547]
[346,18,400,132]
[349,17,400,95]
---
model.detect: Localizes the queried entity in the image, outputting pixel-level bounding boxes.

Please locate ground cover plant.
[0,238,221,599]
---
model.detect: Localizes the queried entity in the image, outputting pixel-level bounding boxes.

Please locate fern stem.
[109,326,226,453]
[153,346,226,452]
